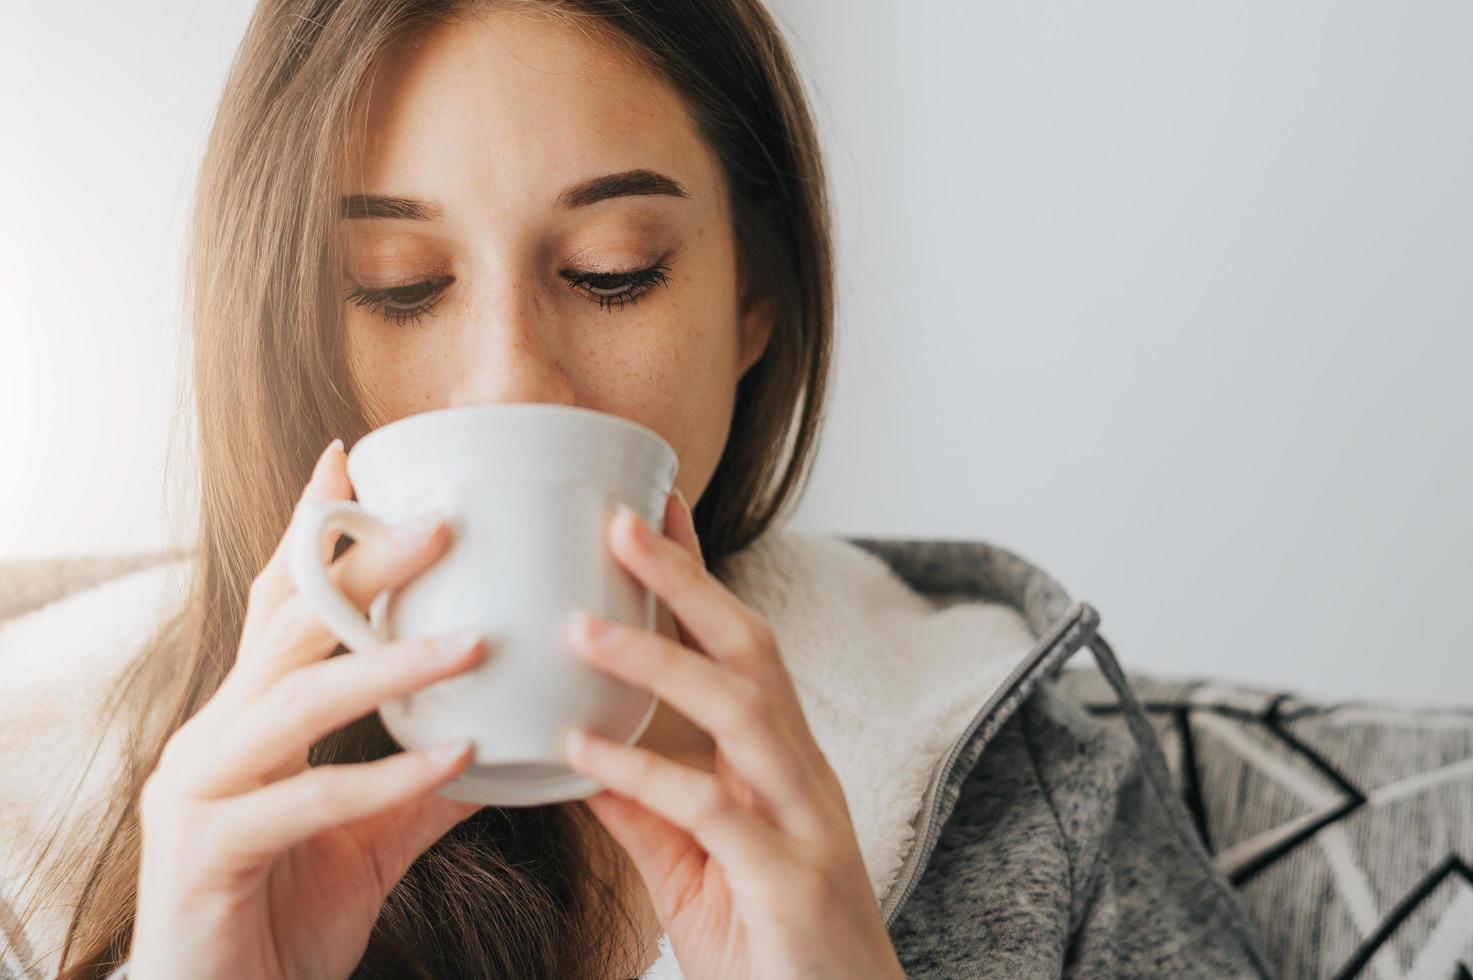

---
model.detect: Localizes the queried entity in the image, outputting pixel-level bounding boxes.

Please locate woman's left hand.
[561,488,906,980]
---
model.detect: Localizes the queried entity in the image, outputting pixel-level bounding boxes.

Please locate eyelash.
[341,262,674,329]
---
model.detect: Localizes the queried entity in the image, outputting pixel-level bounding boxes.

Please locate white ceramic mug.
[287,403,679,806]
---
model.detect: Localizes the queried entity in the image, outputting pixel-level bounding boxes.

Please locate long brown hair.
[10,0,832,977]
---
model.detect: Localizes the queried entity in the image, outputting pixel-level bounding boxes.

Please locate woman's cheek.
[345,320,439,414]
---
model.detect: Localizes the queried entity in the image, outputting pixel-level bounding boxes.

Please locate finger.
[563,731,794,902]
[240,441,449,659]
[227,511,454,702]
[210,739,477,863]
[190,630,487,798]
[240,439,352,654]
[312,445,352,565]
[194,503,457,750]
[609,503,780,675]
[567,609,826,841]
[217,592,346,709]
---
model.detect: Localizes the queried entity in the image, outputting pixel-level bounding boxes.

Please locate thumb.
[311,438,355,563]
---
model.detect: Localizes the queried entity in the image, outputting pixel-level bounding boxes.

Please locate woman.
[4,1,1273,977]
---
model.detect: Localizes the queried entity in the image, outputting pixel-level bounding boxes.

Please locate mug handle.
[288,499,391,653]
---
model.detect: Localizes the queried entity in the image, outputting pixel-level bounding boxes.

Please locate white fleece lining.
[1,529,1040,980]
[710,529,1039,908]
[634,531,1039,978]
[1,558,190,977]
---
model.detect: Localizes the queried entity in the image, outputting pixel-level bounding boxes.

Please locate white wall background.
[3,2,1469,705]
[1,2,260,563]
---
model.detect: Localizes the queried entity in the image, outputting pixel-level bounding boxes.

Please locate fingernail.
[615,503,652,545]
[425,737,474,768]
[672,485,688,513]
[569,608,617,648]
[392,510,448,545]
[322,437,344,467]
[564,727,590,761]
[308,438,343,489]
[433,628,483,660]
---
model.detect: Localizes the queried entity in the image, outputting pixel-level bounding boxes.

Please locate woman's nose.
[449,294,577,408]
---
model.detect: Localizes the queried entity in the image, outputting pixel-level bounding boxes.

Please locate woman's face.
[339,10,772,508]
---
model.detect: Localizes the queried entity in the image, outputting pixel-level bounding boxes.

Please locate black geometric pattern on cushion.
[1331,855,1472,980]
[1054,666,1473,980]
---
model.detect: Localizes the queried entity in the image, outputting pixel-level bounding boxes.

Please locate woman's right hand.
[128,440,487,980]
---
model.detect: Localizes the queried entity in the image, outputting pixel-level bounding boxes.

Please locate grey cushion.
[1054,665,1473,980]
[0,550,186,625]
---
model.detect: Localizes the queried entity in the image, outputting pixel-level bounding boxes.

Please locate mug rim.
[350,403,677,466]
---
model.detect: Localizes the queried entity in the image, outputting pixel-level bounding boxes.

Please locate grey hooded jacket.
[845,536,1275,979]
[14,535,1275,980]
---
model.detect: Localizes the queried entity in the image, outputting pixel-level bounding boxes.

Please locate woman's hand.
[129,440,486,980]
[562,490,906,980]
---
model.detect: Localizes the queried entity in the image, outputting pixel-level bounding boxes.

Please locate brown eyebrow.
[339,168,689,221]
[339,194,442,221]
[554,169,689,209]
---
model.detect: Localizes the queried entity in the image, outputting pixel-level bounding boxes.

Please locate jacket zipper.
[879,600,1100,927]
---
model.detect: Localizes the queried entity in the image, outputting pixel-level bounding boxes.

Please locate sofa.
[2,544,1470,980]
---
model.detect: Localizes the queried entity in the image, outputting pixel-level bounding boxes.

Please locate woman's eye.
[562,261,673,312]
[341,261,673,329]
[342,276,452,329]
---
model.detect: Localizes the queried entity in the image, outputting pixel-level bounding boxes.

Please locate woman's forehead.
[342,11,722,219]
